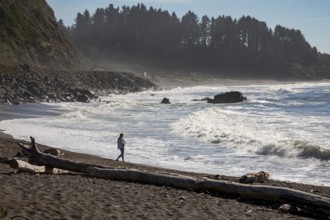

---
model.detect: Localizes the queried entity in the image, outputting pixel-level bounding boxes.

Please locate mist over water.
[1,81,330,186]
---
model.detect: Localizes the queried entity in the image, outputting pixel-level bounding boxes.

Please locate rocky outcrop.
[207,91,247,104]
[161,97,170,104]
[0,65,156,104]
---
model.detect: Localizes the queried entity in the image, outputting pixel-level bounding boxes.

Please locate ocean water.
[1,81,330,186]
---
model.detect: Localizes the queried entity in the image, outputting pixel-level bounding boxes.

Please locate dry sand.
[1,135,330,220]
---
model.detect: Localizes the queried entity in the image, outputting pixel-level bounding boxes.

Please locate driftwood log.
[16,136,105,173]
[9,159,68,174]
[15,136,330,217]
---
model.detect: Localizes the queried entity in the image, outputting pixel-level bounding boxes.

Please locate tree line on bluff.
[60,3,330,79]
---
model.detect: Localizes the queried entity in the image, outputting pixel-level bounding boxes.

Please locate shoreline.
[149,74,300,89]
[1,127,329,188]
[1,79,330,187]
[0,130,12,139]
[1,78,330,219]
[1,135,330,219]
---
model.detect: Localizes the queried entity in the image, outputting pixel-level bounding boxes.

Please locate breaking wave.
[256,141,330,160]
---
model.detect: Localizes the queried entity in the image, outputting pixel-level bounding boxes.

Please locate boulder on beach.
[207,91,246,104]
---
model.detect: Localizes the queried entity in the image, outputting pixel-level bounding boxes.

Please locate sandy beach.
[1,132,330,219]
[1,77,330,220]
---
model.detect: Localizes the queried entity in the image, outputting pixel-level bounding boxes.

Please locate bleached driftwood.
[10,159,68,174]
[15,136,330,217]
[239,171,269,183]
[10,159,45,174]
[16,136,105,173]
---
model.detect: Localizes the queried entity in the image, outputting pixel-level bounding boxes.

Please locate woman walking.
[116,133,126,162]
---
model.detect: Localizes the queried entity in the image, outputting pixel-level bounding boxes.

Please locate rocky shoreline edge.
[0,65,157,104]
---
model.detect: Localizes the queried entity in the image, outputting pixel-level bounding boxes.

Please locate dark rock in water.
[191,97,211,102]
[161,97,170,104]
[201,97,211,101]
[207,91,247,104]
[211,139,221,144]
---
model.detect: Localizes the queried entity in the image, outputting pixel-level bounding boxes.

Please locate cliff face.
[0,1,156,104]
[0,0,80,70]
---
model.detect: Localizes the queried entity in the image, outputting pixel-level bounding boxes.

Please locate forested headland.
[62,4,330,80]
[0,0,155,104]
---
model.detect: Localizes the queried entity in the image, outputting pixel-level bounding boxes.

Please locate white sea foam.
[1,81,330,186]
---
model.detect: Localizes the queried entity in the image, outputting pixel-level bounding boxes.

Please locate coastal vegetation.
[0,1,155,104]
[0,0,80,70]
[66,3,330,79]
[1,1,329,79]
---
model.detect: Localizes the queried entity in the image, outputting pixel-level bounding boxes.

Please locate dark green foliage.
[0,0,47,50]
[0,7,7,23]
[0,207,7,219]
[66,3,330,79]
[0,0,80,69]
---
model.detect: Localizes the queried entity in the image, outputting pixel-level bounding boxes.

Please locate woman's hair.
[119,133,124,138]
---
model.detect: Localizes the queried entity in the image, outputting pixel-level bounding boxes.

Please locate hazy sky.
[46,0,330,54]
